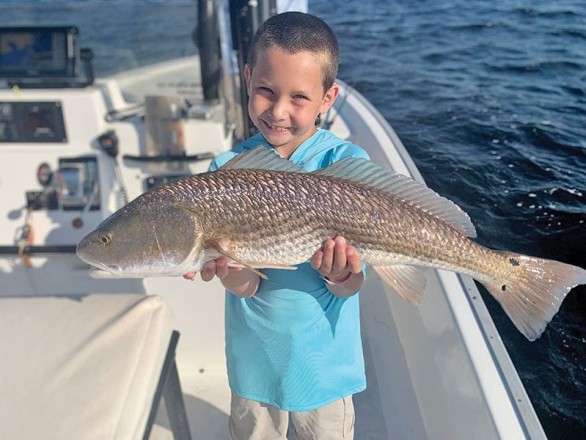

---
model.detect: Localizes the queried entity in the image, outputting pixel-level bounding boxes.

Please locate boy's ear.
[244,64,252,95]
[320,83,340,113]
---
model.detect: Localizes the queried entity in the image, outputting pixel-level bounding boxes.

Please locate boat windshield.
[0,1,198,80]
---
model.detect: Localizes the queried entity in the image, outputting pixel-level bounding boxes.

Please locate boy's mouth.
[262,119,290,133]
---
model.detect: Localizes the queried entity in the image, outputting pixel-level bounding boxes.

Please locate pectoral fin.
[227,262,298,274]
[214,248,268,280]
[248,263,298,271]
[208,238,299,280]
[374,265,427,305]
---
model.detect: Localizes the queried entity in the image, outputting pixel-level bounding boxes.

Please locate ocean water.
[311,1,586,438]
[2,1,585,438]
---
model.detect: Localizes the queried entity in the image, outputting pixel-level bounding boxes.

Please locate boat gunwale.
[335,79,545,439]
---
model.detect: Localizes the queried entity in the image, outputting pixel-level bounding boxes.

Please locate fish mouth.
[86,264,147,279]
[76,238,121,274]
[78,252,160,278]
[77,252,123,275]
[87,265,170,279]
[88,261,123,274]
[88,267,120,279]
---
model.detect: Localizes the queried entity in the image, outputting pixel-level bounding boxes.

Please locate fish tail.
[484,253,586,341]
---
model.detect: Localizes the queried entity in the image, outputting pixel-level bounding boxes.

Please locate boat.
[0,1,546,438]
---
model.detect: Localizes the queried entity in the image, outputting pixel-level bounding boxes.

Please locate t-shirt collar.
[242,130,330,165]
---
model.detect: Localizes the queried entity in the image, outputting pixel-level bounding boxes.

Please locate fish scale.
[77,147,586,341]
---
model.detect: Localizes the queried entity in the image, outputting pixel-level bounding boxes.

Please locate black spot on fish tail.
[485,253,586,341]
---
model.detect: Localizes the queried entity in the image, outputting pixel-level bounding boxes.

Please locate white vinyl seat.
[0,294,190,440]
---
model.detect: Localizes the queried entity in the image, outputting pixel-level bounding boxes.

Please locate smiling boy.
[185,12,368,439]
[245,27,338,158]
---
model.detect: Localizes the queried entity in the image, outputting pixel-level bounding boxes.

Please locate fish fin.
[220,146,306,173]
[313,158,477,238]
[374,265,427,305]
[484,253,586,341]
[228,262,298,271]
[206,238,269,280]
[253,263,298,270]
[223,256,269,280]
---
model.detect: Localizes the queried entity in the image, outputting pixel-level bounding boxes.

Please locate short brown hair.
[248,12,340,91]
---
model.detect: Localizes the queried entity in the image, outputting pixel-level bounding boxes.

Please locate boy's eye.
[258,86,273,95]
[293,94,308,101]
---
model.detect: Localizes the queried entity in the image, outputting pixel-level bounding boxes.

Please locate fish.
[77,146,586,341]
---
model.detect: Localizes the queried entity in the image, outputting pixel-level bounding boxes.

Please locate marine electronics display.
[0,26,79,81]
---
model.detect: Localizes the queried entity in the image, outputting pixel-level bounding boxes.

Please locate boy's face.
[245,48,339,157]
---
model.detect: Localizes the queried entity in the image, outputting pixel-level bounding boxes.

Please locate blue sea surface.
[2,1,584,438]
[311,1,586,438]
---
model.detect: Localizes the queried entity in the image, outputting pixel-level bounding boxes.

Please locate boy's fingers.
[346,246,362,273]
[183,257,234,282]
[320,238,335,273]
[333,236,348,272]
[311,250,324,270]
[216,258,229,279]
[201,260,217,282]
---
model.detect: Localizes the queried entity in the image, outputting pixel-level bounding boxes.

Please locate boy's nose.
[268,98,288,120]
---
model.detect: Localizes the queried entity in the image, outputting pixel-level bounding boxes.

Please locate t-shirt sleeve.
[209,133,267,172]
[328,141,370,165]
[208,151,238,172]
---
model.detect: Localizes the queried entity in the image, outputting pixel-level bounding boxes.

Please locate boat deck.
[150,360,398,440]
[149,336,402,439]
[146,272,501,440]
[146,276,413,439]
[151,370,231,439]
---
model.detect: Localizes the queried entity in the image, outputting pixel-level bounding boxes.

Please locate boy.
[185,12,368,439]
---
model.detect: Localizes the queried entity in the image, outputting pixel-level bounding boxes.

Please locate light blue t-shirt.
[210,130,369,411]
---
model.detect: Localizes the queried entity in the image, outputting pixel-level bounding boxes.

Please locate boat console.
[0,25,232,291]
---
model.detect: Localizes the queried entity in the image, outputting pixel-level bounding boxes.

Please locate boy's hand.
[311,236,362,283]
[183,257,232,282]
[182,257,258,297]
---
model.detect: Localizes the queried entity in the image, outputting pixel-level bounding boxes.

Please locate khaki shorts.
[229,393,355,440]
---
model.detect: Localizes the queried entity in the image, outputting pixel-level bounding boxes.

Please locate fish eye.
[99,233,112,246]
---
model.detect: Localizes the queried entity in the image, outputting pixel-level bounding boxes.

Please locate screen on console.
[0,27,78,79]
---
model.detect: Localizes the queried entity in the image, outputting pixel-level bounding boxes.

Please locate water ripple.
[313,0,586,436]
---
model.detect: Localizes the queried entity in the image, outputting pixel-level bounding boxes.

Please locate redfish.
[77,147,586,340]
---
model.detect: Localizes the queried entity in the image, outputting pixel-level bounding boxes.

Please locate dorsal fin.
[313,157,477,237]
[220,146,306,173]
